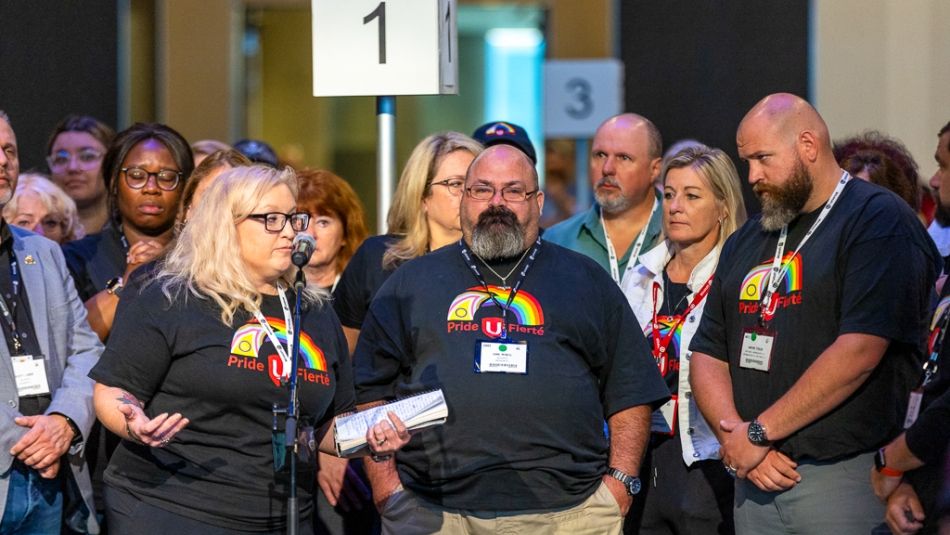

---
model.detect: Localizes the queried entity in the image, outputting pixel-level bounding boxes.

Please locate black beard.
[755,159,813,231]
[470,205,525,260]
[935,199,950,227]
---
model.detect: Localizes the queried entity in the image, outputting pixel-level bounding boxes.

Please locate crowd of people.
[0,94,946,535]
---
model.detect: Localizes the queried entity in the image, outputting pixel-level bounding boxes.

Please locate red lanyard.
[650,275,713,361]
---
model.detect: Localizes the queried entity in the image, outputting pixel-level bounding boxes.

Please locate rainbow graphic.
[483,122,516,137]
[646,316,683,357]
[446,285,544,326]
[739,253,803,301]
[931,296,950,331]
[228,317,328,371]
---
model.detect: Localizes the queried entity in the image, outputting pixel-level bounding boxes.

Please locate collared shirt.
[542,193,664,281]
[0,221,47,415]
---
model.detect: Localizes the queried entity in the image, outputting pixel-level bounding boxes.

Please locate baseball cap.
[472,121,537,164]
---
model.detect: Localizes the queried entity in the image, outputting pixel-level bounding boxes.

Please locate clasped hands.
[10,414,75,479]
[719,419,801,492]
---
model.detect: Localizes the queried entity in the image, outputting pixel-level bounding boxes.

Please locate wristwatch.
[607,467,642,496]
[106,276,124,297]
[874,447,903,477]
[747,418,771,446]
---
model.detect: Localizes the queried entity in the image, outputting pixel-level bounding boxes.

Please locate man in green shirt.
[544,113,664,285]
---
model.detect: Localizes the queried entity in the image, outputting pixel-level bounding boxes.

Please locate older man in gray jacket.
[0,110,103,534]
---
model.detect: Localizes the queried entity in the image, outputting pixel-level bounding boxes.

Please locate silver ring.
[724,464,737,477]
[376,438,387,446]
[160,438,170,447]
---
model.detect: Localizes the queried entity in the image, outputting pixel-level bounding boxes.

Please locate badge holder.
[739,326,775,372]
[474,336,529,374]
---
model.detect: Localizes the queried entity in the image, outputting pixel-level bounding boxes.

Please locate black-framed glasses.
[47,149,103,172]
[121,167,182,191]
[465,184,538,202]
[246,212,310,232]
[429,177,465,196]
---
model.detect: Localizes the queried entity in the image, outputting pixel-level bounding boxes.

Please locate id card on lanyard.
[459,237,541,375]
[740,172,852,372]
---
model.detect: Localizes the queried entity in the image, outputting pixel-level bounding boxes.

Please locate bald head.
[467,144,539,188]
[596,113,663,160]
[739,93,831,153]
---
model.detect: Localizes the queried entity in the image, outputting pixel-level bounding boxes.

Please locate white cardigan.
[620,240,722,466]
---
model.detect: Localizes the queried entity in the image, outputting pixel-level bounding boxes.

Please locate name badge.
[474,340,528,374]
[739,328,774,371]
[904,389,923,428]
[12,355,51,396]
[651,394,677,435]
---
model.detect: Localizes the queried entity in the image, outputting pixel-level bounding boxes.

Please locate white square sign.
[312,0,458,96]
[544,59,624,138]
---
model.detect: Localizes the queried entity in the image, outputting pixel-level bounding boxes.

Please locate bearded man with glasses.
[354,144,669,534]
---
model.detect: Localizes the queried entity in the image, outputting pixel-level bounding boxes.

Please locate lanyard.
[459,236,542,340]
[602,198,658,285]
[0,255,22,353]
[759,172,851,324]
[923,303,950,388]
[650,275,712,360]
[251,283,294,380]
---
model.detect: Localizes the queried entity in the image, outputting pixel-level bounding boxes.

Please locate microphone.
[291,233,316,268]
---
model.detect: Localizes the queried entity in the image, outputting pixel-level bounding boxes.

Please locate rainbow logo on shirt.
[647,315,683,378]
[739,252,803,301]
[228,317,327,372]
[446,286,544,326]
[928,296,950,352]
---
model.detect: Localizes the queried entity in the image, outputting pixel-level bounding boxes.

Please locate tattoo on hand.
[116,390,143,408]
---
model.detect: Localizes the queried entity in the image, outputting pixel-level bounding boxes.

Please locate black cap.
[233,139,279,168]
[472,121,537,164]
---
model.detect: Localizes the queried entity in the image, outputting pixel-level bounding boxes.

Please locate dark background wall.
[620,0,810,212]
[0,1,119,172]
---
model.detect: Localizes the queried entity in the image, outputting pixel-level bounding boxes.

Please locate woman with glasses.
[620,145,747,535]
[89,165,409,534]
[3,173,85,244]
[334,132,482,353]
[46,115,115,234]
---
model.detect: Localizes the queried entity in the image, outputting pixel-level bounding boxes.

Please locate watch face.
[627,477,642,495]
[748,421,768,445]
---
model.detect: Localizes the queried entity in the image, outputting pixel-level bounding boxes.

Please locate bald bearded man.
[688,94,940,534]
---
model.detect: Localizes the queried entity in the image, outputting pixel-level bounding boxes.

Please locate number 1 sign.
[312,0,458,96]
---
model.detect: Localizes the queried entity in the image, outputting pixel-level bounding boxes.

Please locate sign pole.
[574,138,591,211]
[376,95,396,234]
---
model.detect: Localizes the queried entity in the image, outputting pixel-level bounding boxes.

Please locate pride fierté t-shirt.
[90,283,354,532]
[691,178,940,461]
[355,241,669,511]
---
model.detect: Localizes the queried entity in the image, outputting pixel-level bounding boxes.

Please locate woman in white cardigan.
[621,145,746,534]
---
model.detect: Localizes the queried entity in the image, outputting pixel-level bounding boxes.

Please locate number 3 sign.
[312,0,458,96]
[544,59,624,138]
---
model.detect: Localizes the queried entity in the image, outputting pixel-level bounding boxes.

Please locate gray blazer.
[0,226,103,534]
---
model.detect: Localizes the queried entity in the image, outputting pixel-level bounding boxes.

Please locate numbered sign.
[312,0,458,96]
[543,59,624,138]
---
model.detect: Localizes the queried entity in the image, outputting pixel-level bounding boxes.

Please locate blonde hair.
[662,145,747,243]
[382,132,482,269]
[3,173,85,242]
[159,165,322,326]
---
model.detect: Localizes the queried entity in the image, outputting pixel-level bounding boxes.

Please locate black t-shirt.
[89,283,355,531]
[62,224,127,301]
[332,234,399,329]
[355,241,669,511]
[691,179,940,461]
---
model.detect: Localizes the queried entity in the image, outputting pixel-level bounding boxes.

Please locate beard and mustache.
[594,176,633,214]
[755,158,813,231]
[469,205,526,260]
[934,193,950,227]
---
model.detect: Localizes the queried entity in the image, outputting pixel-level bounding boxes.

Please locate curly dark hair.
[833,131,919,211]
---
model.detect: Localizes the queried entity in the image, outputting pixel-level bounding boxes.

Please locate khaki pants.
[381,482,624,535]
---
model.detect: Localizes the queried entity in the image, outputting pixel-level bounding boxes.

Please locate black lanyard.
[923,304,950,388]
[459,236,542,340]
[0,254,23,353]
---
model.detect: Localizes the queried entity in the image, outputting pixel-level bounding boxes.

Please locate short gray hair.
[0,110,10,126]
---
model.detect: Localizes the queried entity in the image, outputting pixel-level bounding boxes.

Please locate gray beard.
[470,221,525,260]
[757,162,812,232]
[759,202,800,231]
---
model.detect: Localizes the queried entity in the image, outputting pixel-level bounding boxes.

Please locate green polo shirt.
[542,195,663,276]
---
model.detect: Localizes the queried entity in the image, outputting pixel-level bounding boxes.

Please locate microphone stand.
[274,268,307,535]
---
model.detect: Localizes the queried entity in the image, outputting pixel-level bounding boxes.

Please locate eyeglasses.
[246,212,310,233]
[121,167,182,191]
[47,149,103,172]
[465,184,538,202]
[430,177,465,196]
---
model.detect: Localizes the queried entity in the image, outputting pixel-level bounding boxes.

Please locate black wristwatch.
[607,467,642,496]
[50,412,82,447]
[105,276,124,297]
[747,418,771,446]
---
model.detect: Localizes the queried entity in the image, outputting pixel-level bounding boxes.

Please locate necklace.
[473,247,532,287]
